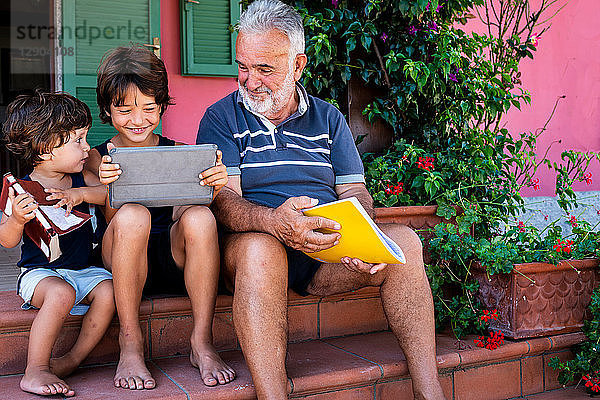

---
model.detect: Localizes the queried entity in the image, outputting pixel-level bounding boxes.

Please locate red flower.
[480,309,499,323]
[517,221,526,233]
[416,156,435,171]
[570,215,578,228]
[475,330,504,350]
[563,240,573,254]
[531,178,540,191]
[583,172,592,185]
[385,182,404,196]
[553,239,564,253]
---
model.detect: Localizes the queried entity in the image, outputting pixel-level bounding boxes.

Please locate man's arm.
[211,176,341,253]
[335,182,375,219]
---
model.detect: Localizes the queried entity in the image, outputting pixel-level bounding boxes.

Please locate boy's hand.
[99,142,121,185]
[9,187,37,225]
[200,150,228,198]
[45,188,84,215]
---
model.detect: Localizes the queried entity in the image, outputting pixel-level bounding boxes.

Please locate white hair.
[238,0,305,58]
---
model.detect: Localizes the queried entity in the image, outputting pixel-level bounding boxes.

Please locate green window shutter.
[62,0,161,147]
[181,0,240,77]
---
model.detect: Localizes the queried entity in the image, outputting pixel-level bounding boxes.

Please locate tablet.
[108,144,218,208]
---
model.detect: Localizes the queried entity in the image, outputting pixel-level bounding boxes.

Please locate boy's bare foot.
[114,352,155,390]
[49,353,79,378]
[189,343,236,386]
[20,366,75,397]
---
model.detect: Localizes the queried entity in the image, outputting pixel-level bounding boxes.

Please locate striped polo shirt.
[196,84,365,209]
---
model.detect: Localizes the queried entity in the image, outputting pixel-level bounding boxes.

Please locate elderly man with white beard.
[196,1,446,399]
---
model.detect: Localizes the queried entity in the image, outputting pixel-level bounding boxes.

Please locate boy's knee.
[92,279,115,306]
[111,203,151,234]
[179,206,216,236]
[43,283,77,311]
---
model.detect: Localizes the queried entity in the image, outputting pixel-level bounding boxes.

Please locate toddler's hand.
[45,187,83,215]
[99,142,121,185]
[199,150,228,198]
[9,187,37,225]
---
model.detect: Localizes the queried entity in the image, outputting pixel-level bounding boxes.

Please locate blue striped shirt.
[196,85,364,209]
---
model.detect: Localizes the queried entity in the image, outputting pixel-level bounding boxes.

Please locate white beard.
[238,68,296,118]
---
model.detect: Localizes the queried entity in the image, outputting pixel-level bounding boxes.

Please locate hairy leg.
[103,203,154,390]
[307,224,445,400]
[20,277,76,397]
[223,232,289,400]
[50,279,115,377]
[170,206,235,386]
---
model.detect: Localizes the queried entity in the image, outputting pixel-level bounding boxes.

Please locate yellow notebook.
[302,197,406,264]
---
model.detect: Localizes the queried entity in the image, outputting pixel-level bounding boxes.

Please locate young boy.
[85,45,234,390]
[0,92,114,397]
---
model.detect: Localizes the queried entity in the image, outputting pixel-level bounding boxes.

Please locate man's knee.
[224,232,287,288]
[381,223,423,260]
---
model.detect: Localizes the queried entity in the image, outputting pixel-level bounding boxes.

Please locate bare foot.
[114,352,155,390]
[50,353,79,378]
[190,343,236,386]
[20,366,75,397]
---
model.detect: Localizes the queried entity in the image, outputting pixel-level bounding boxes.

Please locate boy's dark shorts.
[143,227,187,296]
[285,246,322,296]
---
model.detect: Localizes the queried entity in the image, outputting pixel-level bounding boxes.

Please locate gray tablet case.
[108,144,217,208]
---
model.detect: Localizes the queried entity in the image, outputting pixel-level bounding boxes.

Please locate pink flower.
[408,25,418,35]
[380,32,388,42]
[331,0,339,8]
[428,21,439,32]
[530,33,541,47]
[448,72,458,82]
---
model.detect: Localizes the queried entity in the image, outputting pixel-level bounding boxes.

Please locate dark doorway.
[0,0,53,177]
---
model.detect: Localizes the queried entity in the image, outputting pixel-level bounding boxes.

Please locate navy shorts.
[144,227,187,296]
[285,246,322,296]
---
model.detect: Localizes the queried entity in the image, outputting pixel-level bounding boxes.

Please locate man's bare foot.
[189,343,236,386]
[114,352,155,390]
[49,353,79,378]
[20,366,75,397]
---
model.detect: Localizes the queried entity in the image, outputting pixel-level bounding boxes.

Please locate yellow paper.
[302,197,405,264]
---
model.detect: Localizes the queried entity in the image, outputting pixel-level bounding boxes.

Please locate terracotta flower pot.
[473,259,600,339]
[374,206,458,263]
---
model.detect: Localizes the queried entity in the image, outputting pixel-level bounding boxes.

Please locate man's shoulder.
[306,94,344,120]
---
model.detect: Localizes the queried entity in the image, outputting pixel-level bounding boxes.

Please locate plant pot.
[375,205,458,263]
[473,259,600,339]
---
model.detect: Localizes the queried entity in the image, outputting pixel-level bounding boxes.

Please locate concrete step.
[0,330,585,399]
[0,287,388,376]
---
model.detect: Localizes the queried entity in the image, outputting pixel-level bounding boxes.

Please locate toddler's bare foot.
[114,351,155,390]
[190,343,235,386]
[50,353,79,378]
[20,366,75,397]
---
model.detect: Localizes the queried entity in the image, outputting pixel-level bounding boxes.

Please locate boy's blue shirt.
[196,84,365,209]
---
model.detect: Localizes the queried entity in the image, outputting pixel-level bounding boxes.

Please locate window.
[180,0,240,77]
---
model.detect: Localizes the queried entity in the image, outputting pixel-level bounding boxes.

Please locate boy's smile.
[109,86,161,146]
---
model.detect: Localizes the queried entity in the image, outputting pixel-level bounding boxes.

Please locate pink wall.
[160,0,237,145]
[502,0,600,196]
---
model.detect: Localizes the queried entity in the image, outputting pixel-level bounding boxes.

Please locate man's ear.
[293,53,308,82]
[39,153,52,161]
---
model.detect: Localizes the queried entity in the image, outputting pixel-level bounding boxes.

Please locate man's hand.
[271,196,341,253]
[45,187,84,215]
[9,187,37,225]
[340,257,387,275]
[200,150,228,199]
[98,142,121,185]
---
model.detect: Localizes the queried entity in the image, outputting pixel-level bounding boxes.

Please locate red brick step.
[0,330,585,399]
